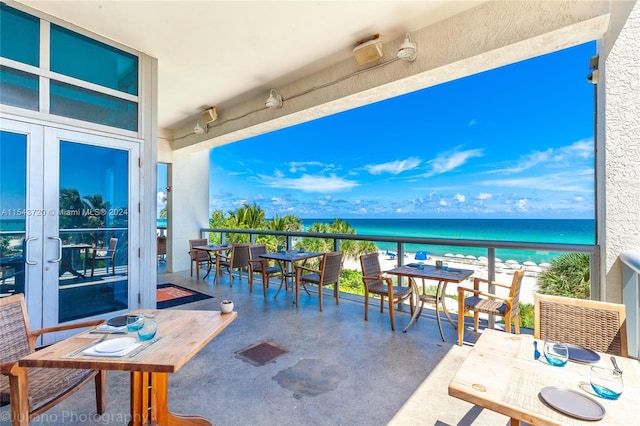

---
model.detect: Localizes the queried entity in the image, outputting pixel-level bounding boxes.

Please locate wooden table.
[19,309,237,425]
[448,329,640,425]
[260,250,322,298]
[385,264,473,340]
[192,244,231,280]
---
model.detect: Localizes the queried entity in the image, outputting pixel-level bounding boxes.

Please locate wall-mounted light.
[353,34,383,65]
[265,89,283,108]
[193,121,206,134]
[397,33,417,62]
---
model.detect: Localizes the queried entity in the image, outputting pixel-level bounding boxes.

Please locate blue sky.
[159,42,596,220]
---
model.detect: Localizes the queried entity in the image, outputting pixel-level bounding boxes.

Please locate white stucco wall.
[603,0,640,302]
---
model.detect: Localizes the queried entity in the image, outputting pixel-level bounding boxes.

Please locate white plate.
[94,337,136,353]
[539,386,605,421]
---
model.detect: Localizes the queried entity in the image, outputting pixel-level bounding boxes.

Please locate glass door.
[0,119,139,336]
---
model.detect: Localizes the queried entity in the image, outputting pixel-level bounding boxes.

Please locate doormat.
[236,341,288,366]
[157,283,213,309]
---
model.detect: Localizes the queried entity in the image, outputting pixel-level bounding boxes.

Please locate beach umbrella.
[414,250,429,261]
[494,258,503,263]
[477,256,488,262]
[465,255,477,260]
[505,259,519,264]
[523,261,537,267]
[455,254,465,259]
[539,262,551,268]
[444,253,454,257]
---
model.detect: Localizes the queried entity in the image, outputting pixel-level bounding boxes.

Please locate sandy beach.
[343,251,544,306]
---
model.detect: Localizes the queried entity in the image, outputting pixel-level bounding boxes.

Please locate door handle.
[25,237,38,265]
[49,236,62,263]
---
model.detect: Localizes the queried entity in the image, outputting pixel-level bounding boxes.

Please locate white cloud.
[573,196,585,202]
[439,199,448,206]
[517,199,528,211]
[454,193,466,203]
[481,169,593,192]
[477,192,492,200]
[491,138,594,174]
[423,148,484,177]
[259,174,359,193]
[365,157,421,175]
[288,161,324,173]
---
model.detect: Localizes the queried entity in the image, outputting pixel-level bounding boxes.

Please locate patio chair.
[456,269,525,346]
[90,237,118,277]
[216,243,251,286]
[248,244,283,296]
[295,251,343,311]
[188,239,210,278]
[360,253,414,331]
[0,294,105,425]
[534,293,628,357]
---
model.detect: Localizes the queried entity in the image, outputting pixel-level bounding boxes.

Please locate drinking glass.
[543,341,569,366]
[590,366,623,400]
[126,314,144,332]
[137,320,157,341]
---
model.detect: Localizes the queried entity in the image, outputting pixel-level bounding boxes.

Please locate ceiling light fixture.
[397,33,417,62]
[193,121,206,134]
[202,107,217,123]
[353,34,383,65]
[265,89,283,108]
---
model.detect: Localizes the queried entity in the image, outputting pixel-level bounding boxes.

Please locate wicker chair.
[534,293,628,357]
[0,294,105,425]
[90,237,118,277]
[216,243,251,286]
[295,251,343,311]
[360,253,414,331]
[248,244,283,296]
[457,268,525,346]
[188,239,210,279]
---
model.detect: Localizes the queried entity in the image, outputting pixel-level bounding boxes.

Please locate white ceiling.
[16,0,486,131]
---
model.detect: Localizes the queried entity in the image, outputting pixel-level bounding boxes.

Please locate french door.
[0,118,139,340]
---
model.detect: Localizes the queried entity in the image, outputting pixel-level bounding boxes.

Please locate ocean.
[301,218,594,264]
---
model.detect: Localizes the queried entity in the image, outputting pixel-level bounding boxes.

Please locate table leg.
[439,282,457,328]
[273,260,288,298]
[402,277,422,332]
[130,371,211,426]
[201,251,214,280]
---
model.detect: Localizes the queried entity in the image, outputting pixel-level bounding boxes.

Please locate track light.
[397,33,417,62]
[265,89,283,108]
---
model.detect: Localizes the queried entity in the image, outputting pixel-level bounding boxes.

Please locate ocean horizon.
[301,218,594,264]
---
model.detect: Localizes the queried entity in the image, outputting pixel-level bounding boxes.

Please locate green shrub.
[537,253,590,299]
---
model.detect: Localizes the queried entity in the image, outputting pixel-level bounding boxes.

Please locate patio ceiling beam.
[170,0,610,153]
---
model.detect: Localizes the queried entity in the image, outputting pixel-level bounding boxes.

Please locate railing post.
[621,251,640,359]
[487,247,496,329]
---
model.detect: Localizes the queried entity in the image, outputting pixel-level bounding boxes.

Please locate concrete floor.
[2,267,513,425]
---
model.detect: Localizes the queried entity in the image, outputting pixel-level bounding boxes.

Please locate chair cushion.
[464,296,506,315]
[0,367,95,411]
[368,283,411,298]
[264,266,281,275]
[300,273,320,284]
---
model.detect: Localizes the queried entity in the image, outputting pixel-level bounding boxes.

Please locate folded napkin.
[95,324,128,332]
[83,343,141,357]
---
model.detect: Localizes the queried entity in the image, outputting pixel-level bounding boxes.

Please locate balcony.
[18,266,513,425]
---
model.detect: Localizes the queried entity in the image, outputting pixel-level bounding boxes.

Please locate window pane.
[51,24,138,95]
[0,4,39,67]
[0,66,39,110]
[50,80,138,131]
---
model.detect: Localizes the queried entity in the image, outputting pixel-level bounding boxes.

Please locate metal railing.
[620,250,640,359]
[200,226,600,295]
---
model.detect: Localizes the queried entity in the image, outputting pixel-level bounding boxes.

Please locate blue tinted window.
[0,4,39,66]
[51,24,138,95]
[50,80,138,131]
[0,66,39,110]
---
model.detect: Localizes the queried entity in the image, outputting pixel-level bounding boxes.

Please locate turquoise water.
[301,219,594,264]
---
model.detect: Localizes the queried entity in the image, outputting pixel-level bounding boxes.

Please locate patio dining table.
[192,244,231,280]
[385,264,473,340]
[19,308,237,426]
[260,250,322,298]
[448,329,640,425]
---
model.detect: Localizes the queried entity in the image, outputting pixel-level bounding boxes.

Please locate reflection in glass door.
[0,130,28,298]
[55,141,131,322]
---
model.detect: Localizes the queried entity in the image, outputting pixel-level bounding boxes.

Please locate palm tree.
[537,253,590,299]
